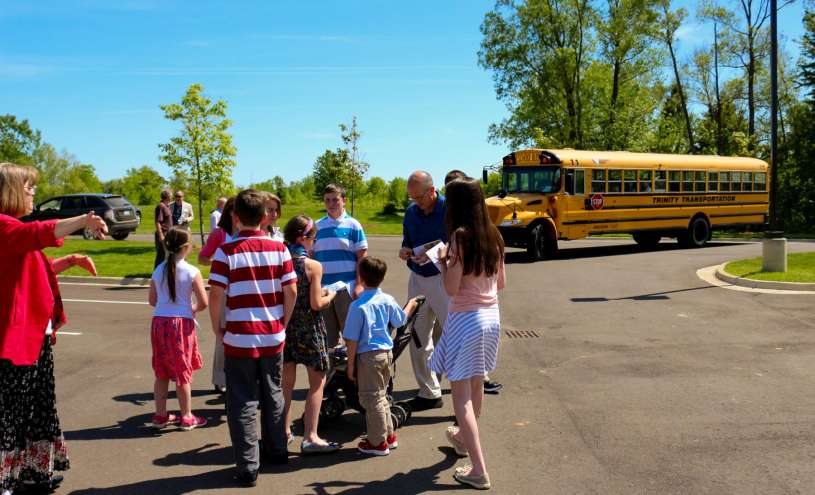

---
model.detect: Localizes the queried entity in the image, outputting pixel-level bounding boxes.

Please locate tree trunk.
[714,22,724,155]
[195,158,204,246]
[667,36,695,152]
[607,57,621,149]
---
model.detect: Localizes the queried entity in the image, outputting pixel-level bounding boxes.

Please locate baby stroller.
[318,295,427,429]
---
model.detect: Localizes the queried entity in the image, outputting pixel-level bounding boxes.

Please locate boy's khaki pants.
[357,350,393,446]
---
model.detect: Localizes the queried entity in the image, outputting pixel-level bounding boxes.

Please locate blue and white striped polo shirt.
[313,212,368,285]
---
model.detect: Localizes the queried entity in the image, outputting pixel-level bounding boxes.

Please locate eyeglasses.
[408,189,430,202]
[175,196,183,199]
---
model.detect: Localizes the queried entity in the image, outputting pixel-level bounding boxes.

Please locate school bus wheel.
[678,215,711,248]
[526,223,558,261]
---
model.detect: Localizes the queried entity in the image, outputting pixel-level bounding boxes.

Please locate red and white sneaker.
[152,413,180,429]
[179,415,207,431]
[386,434,398,450]
[358,438,390,456]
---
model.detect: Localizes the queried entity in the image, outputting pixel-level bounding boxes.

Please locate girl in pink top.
[429,177,505,491]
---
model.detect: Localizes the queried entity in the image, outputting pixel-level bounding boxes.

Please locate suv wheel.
[82,228,95,240]
[112,232,129,241]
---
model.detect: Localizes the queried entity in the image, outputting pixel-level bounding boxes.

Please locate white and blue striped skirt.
[429,306,500,382]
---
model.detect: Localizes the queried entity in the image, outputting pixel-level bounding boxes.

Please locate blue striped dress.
[429,306,501,381]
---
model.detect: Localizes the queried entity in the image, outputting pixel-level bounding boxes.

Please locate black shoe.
[483,379,503,395]
[234,469,258,487]
[407,396,443,411]
[214,385,226,394]
[259,439,288,465]
[20,475,64,494]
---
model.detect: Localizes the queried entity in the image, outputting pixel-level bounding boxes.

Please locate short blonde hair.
[263,191,282,216]
[0,162,38,218]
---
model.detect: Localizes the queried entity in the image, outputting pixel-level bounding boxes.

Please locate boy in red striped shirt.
[208,189,297,487]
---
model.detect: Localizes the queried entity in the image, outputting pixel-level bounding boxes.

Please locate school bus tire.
[526,223,558,261]
[679,216,710,248]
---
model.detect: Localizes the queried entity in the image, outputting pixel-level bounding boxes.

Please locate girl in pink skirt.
[148,227,209,430]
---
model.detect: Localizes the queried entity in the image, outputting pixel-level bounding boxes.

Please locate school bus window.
[755,172,767,191]
[607,170,622,193]
[694,171,706,192]
[743,172,753,191]
[668,171,681,192]
[708,171,719,192]
[591,169,606,193]
[655,170,667,192]
[623,170,637,193]
[731,172,742,191]
[720,171,730,191]
[638,170,652,192]
[575,169,585,194]
[507,173,518,191]
[682,171,693,192]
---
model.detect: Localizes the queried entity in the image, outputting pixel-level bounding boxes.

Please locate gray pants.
[320,289,353,348]
[225,352,286,474]
[408,271,449,399]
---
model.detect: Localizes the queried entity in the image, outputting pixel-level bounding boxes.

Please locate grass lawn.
[136,200,403,235]
[724,252,815,283]
[45,239,211,279]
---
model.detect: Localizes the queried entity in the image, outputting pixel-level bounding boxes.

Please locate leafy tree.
[339,117,369,215]
[120,165,166,205]
[30,144,101,199]
[383,177,409,214]
[159,83,237,244]
[479,0,595,148]
[311,148,355,199]
[62,163,103,195]
[656,0,695,152]
[366,177,387,200]
[480,172,503,197]
[0,115,41,165]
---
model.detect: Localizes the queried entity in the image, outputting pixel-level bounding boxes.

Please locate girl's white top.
[152,259,200,319]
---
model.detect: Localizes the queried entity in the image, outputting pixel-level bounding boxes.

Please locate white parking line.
[58,332,83,336]
[59,282,148,287]
[62,298,149,305]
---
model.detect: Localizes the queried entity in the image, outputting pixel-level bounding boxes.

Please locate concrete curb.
[715,265,815,291]
[58,275,151,286]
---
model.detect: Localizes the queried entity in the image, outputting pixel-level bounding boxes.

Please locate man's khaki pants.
[408,271,449,399]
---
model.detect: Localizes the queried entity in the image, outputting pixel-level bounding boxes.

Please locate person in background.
[198,196,236,394]
[0,162,107,495]
[171,190,194,231]
[154,190,173,268]
[312,184,367,345]
[343,257,419,456]
[444,170,503,396]
[208,189,297,488]
[261,192,284,242]
[430,177,506,491]
[210,196,227,232]
[148,227,208,431]
[280,215,340,454]
[399,171,447,412]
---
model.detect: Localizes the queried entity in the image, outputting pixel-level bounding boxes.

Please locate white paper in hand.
[424,242,446,272]
[323,280,354,295]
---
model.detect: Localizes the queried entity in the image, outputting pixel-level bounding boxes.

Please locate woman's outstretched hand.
[85,211,108,239]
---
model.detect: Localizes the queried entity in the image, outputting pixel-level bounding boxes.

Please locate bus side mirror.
[482,169,489,183]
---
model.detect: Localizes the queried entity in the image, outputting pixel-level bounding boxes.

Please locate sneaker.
[483,379,503,394]
[357,438,390,456]
[454,470,491,490]
[179,415,207,431]
[233,469,258,488]
[386,433,398,449]
[406,396,443,412]
[151,413,180,429]
[445,426,468,457]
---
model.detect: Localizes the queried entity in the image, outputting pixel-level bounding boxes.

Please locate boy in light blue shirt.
[343,257,418,456]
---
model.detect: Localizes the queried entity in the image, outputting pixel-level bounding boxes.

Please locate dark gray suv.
[23,194,140,240]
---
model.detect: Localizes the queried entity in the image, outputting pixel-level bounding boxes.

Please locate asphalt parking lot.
[53,236,815,494]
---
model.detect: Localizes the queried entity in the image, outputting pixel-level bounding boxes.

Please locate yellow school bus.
[484,149,769,260]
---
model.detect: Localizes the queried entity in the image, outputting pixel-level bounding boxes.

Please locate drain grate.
[505,330,540,339]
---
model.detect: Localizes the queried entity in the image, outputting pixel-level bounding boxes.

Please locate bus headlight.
[500,219,523,226]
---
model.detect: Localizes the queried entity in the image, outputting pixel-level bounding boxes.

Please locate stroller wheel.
[320,396,345,422]
[390,409,401,429]
[391,404,408,429]
[396,401,413,421]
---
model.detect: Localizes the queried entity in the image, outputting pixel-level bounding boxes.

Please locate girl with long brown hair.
[430,177,506,490]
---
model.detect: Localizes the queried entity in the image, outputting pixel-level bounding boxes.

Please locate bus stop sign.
[590,193,604,210]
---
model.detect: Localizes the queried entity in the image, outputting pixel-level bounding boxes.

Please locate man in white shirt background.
[210,196,227,232]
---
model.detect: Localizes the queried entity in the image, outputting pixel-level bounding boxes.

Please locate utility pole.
[762,0,787,272]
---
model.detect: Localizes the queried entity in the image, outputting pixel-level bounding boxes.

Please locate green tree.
[479,0,595,148]
[384,177,409,214]
[311,148,355,200]
[656,0,695,152]
[0,115,41,165]
[120,165,166,205]
[159,83,237,244]
[30,144,102,199]
[339,117,369,215]
[366,176,387,201]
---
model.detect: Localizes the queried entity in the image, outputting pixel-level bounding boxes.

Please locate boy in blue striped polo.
[313,184,368,344]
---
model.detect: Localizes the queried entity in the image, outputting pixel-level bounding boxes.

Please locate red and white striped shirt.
[209,230,297,358]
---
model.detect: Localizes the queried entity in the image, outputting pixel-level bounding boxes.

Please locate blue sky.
[0,0,806,187]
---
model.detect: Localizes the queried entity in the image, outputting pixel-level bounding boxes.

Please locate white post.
[762,237,787,272]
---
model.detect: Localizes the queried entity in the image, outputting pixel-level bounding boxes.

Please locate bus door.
[562,168,587,238]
